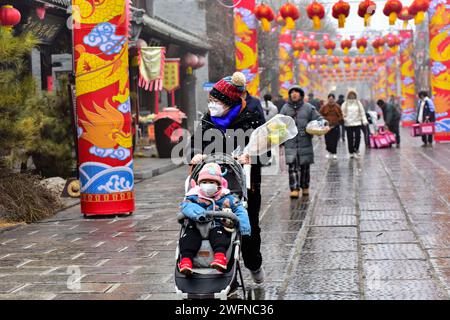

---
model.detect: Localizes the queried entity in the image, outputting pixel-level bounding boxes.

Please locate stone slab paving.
[0,129,449,300]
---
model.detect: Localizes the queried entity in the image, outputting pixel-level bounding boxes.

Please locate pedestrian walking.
[273,94,287,112]
[262,94,278,121]
[189,72,265,284]
[280,85,324,198]
[377,99,401,147]
[320,93,344,159]
[341,90,369,158]
[417,90,436,147]
[336,94,346,142]
[307,92,321,110]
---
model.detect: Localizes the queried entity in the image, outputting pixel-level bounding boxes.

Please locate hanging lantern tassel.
[343,47,349,55]
[313,15,321,30]
[261,18,270,32]
[389,12,398,25]
[403,20,408,28]
[364,13,371,27]
[327,49,333,56]
[359,46,365,54]
[294,51,299,58]
[285,16,295,30]
[311,49,316,55]
[338,14,346,28]
[415,11,425,24]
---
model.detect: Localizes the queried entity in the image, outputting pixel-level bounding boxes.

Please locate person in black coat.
[417,91,436,147]
[189,72,266,284]
[336,94,346,142]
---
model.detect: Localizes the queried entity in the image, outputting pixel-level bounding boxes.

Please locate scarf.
[210,104,242,132]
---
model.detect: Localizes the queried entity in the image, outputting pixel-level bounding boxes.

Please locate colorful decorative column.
[429,0,450,141]
[386,49,398,99]
[298,53,310,92]
[399,30,416,126]
[279,26,294,99]
[73,1,134,215]
[233,0,260,96]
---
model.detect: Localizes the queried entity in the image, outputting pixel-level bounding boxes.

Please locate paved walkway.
[0,129,449,300]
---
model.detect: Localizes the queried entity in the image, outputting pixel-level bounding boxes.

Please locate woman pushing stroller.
[178,163,251,275]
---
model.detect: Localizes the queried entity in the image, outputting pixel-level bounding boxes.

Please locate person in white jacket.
[341,90,369,158]
[262,94,279,121]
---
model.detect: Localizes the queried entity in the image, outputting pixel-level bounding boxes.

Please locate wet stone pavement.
[0,128,449,300]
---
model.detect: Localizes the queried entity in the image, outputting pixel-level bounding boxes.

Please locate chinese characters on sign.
[163,58,181,92]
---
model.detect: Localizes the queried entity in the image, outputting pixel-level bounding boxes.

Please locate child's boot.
[210,252,227,272]
[178,257,193,275]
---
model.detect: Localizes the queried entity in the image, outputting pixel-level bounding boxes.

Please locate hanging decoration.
[306,1,325,30]
[358,0,377,27]
[332,0,350,28]
[292,40,305,58]
[356,37,368,53]
[324,39,336,56]
[73,0,134,216]
[319,56,329,68]
[399,30,416,126]
[428,0,450,141]
[279,2,300,30]
[355,56,363,67]
[372,37,385,54]
[0,4,21,32]
[408,0,430,25]
[341,39,352,55]
[307,40,320,55]
[366,56,375,66]
[386,34,401,53]
[307,55,317,69]
[383,0,403,25]
[254,3,275,32]
[343,56,352,67]
[138,47,166,91]
[234,0,260,96]
[332,56,340,68]
[398,6,414,28]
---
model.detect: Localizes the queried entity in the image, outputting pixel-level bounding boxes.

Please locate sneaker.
[210,252,227,272]
[302,188,309,196]
[349,153,355,159]
[178,258,193,275]
[354,152,360,158]
[250,267,265,284]
[290,190,300,198]
[325,153,330,159]
[332,154,338,160]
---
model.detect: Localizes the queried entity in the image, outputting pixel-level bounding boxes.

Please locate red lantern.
[255,3,275,32]
[279,3,300,30]
[383,0,403,25]
[183,52,199,68]
[341,39,352,55]
[398,6,414,28]
[377,55,386,63]
[194,55,206,69]
[386,34,401,53]
[343,56,352,67]
[358,0,376,27]
[408,0,429,25]
[356,38,368,54]
[320,56,328,67]
[0,5,21,31]
[366,56,375,66]
[323,40,336,56]
[306,1,325,30]
[307,40,320,55]
[307,55,318,69]
[292,41,305,57]
[354,56,363,67]
[332,0,351,28]
[332,56,340,67]
[372,37,385,54]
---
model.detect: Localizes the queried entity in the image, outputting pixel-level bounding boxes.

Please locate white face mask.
[208,102,226,117]
[200,183,218,197]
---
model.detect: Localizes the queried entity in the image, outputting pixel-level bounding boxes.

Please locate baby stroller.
[174,153,253,300]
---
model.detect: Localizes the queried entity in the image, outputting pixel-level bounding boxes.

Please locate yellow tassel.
[261,18,270,32]
[364,13,371,27]
[327,49,332,56]
[403,21,408,29]
[344,47,349,55]
[311,49,316,55]
[415,11,425,25]
[338,14,346,28]
[286,17,295,30]
[294,51,299,58]
[313,16,321,30]
[359,46,365,54]
[389,12,397,25]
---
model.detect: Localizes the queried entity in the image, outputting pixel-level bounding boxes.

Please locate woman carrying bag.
[320,93,344,160]
[341,90,369,158]
[417,91,436,147]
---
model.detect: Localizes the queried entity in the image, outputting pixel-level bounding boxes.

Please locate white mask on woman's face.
[200,183,218,197]
[208,101,226,117]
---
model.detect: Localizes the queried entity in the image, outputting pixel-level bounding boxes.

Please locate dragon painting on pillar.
[72,0,134,216]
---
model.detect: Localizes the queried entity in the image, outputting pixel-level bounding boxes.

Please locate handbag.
[410,120,435,137]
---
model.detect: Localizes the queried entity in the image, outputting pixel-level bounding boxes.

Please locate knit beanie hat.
[197,163,223,186]
[210,72,246,107]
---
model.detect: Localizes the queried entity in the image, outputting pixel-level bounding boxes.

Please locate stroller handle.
[176,210,240,225]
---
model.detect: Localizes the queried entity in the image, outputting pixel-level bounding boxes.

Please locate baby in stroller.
[177,162,251,275]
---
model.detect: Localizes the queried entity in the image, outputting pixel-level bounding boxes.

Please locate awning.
[142,14,211,52]
[35,0,70,9]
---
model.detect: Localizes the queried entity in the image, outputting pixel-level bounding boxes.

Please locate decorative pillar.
[279,26,294,99]
[399,30,416,126]
[73,0,134,215]
[429,0,450,141]
[233,0,260,96]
